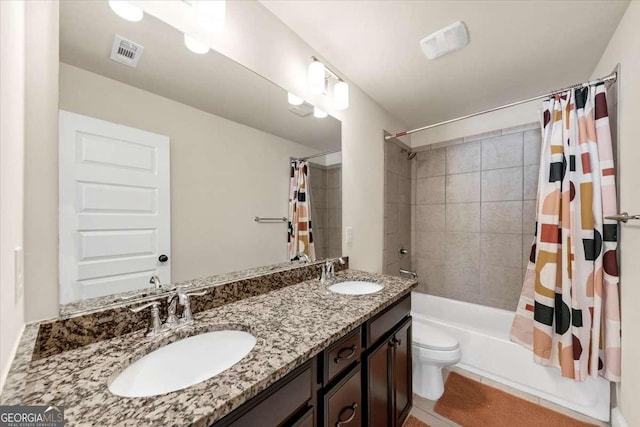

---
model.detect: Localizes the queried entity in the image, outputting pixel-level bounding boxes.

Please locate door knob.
[158,254,169,263]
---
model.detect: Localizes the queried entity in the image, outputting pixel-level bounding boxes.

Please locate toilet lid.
[413,322,459,351]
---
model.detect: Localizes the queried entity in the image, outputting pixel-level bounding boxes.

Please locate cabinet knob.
[158,254,169,263]
[336,402,358,426]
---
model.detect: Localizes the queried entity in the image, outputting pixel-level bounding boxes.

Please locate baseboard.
[611,407,628,427]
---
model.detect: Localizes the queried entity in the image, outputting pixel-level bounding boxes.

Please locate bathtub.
[411,292,610,422]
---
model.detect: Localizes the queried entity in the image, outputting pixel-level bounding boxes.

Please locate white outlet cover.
[345,226,353,244]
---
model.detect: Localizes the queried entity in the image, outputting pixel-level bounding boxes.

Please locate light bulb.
[313,107,327,119]
[333,81,349,110]
[287,92,304,106]
[196,0,225,35]
[308,61,326,95]
[184,34,209,54]
[108,1,143,22]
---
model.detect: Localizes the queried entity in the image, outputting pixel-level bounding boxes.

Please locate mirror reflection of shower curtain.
[510,84,621,382]
[288,160,316,260]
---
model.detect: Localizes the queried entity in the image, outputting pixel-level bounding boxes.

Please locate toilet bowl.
[412,320,462,400]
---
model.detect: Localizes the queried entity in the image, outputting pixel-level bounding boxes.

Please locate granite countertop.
[1,270,416,426]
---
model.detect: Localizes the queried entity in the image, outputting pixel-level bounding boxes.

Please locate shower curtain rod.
[384,71,617,141]
[294,149,341,161]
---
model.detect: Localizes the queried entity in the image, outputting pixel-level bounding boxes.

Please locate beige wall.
[590,2,639,425]
[24,0,59,322]
[59,63,319,286]
[0,0,26,390]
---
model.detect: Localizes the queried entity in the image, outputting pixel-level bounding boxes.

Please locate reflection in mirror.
[58,1,341,309]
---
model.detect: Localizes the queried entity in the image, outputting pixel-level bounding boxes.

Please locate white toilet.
[412,320,462,400]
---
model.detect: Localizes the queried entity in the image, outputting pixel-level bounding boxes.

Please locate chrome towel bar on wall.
[254,216,287,223]
[605,212,640,223]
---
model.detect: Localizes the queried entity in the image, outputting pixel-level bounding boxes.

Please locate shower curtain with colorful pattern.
[510,84,621,382]
[287,160,316,261]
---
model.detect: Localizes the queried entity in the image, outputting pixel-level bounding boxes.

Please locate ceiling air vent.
[420,21,469,60]
[288,102,314,118]
[110,35,144,68]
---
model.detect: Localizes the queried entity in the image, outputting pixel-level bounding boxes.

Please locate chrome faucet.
[130,286,208,337]
[150,275,164,294]
[165,293,180,328]
[399,268,418,279]
[319,257,345,283]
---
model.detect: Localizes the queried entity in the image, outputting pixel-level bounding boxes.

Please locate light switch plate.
[345,226,353,245]
[14,247,24,302]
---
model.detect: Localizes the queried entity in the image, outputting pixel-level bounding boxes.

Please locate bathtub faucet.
[399,269,418,279]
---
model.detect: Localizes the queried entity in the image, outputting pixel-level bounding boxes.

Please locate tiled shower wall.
[384,139,412,275]
[411,123,541,311]
[309,164,342,260]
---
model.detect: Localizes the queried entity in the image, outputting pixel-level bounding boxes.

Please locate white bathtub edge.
[411,293,611,422]
[611,408,628,427]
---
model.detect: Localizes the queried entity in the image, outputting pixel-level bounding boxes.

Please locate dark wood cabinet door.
[392,317,412,427]
[364,337,391,427]
[322,365,361,427]
[289,406,314,427]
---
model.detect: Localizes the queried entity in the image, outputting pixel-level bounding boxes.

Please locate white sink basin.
[109,330,256,397]
[328,281,383,295]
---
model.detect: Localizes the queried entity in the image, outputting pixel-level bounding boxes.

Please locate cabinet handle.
[335,402,358,426]
[334,345,357,363]
[389,337,402,347]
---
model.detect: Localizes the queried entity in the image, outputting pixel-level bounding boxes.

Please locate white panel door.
[59,110,170,304]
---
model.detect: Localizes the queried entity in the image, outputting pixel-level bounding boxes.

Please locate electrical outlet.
[15,247,24,302]
[345,226,353,245]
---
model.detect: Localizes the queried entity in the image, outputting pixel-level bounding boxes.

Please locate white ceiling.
[59,1,341,152]
[262,0,630,129]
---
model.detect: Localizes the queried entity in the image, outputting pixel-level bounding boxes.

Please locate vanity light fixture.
[195,0,226,35]
[287,92,304,106]
[333,81,349,110]
[313,106,328,119]
[184,34,209,54]
[308,57,350,110]
[108,0,143,22]
[308,61,326,95]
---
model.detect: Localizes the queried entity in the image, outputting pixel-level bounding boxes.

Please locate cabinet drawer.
[366,294,411,347]
[322,328,362,384]
[322,365,361,427]
[223,361,313,427]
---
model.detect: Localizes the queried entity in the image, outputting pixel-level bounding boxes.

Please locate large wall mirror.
[58,1,341,310]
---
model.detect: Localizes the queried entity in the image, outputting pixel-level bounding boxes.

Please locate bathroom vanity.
[0,264,417,426]
[214,293,412,427]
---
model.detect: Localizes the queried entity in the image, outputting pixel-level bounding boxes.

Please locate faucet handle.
[176,285,207,298]
[129,300,161,313]
[129,301,163,337]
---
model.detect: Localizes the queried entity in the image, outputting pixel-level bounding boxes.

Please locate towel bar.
[254,216,287,223]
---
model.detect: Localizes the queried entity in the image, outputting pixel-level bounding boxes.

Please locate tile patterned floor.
[408,366,610,427]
